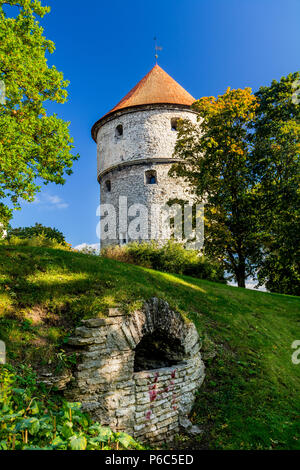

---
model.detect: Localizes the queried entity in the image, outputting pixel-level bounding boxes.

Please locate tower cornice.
[97,157,184,183]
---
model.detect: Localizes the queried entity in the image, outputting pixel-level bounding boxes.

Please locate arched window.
[115,124,123,138]
[105,180,111,192]
[145,170,157,185]
[171,118,179,131]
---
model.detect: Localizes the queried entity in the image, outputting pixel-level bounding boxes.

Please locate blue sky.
[9,0,300,247]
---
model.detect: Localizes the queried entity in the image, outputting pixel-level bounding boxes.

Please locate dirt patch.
[26,305,60,326]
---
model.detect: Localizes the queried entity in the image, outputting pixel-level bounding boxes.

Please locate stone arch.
[65,298,205,445]
[129,298,195,371]
[128,298,197,355]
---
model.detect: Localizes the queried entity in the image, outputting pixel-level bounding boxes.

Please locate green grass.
[0,244,299,450]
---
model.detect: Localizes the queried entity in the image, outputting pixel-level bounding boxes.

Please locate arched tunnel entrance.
[66,298,205,445]
[133,330,186,372]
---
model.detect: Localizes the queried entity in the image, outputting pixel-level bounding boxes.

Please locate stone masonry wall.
[100,162,196,247]
[65,298,205,445]
[96,106,197,176]
[96,105,199,248]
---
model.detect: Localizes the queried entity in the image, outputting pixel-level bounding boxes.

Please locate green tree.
[0,0,78,226]
[170,88,260,288]
[252,72,300,295]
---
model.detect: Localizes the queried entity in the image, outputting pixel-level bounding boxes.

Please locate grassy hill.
[0,244,299,450]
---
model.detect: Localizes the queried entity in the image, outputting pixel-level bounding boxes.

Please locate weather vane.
[154,37,162,64]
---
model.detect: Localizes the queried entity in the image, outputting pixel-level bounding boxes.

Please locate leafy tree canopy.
[252,72,300,295]
[171,74,299,294]
[0,0,78,226]
[170,87,260,288]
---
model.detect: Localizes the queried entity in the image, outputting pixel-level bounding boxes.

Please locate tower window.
[145,170,157,185]
[120,233,127,245]
[171,118,179,131]
[105,180,111,192]
[115,124,123,137]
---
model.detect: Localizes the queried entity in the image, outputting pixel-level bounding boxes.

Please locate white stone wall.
[100,162,195,247]
[96,106,197,177]
[96,105,199,248]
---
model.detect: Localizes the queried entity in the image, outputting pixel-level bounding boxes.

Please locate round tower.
[92,64,197,248]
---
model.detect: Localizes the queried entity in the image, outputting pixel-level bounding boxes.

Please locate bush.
[3,224,71,250]
[7,223,67,245]
[2,233,71,251]
[0,364,142,450]
[102,240,225,283]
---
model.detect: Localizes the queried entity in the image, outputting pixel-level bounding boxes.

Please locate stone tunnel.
[65,298,205,445]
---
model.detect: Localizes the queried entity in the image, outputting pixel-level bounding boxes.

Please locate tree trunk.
[236,274,246,288]
[236,256,246,288]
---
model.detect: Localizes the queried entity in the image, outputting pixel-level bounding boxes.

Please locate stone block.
[108,307,123,317]
[81,318,108,328]
[121,323,137,349]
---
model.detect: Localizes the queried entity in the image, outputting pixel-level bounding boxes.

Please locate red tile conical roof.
[91,64,195,141]
[108,64,195,113]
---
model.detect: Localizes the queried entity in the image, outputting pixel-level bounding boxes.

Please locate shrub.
[102,240,225,283]
[7,223,67,246]
[101,244,134,264]
[4,223,70,250]
[2,234,71,251]
[0,364,142,450]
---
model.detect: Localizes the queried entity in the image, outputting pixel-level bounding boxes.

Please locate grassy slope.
[0,244,299,450]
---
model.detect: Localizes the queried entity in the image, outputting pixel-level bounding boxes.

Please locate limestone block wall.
[65,298,205,445]
[96,105,197,176]
[96,105,200,248]
[100,162,195,247]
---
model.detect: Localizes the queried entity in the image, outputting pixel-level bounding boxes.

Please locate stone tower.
[91,65,197,248]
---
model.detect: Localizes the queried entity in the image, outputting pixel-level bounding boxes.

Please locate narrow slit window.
[145,170,157,185]
[115,124,123,137]
[120,234,127,245]
[105,180,111,192]
[171,118,179,131]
